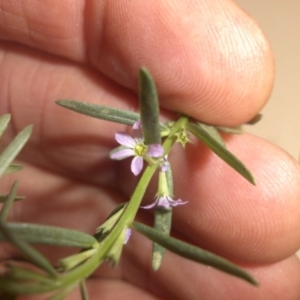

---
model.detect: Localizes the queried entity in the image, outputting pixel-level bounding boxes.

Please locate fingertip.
[171,133,300,264]
[151,0,275,126]
[89,0,274,125]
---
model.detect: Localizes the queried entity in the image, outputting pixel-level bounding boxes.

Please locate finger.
[172,133,300,264]
[21,280,160,300]
[0,0,274,125]
[0,162,119,232]
[122,242,300,300]
[0,42,269,182]
[86,0,274,125]
[0,43,135,183]
[77,256,300,300]
[0,160,125,263]
[0,43,296,264]
[3,161,300,300]
[118,132,300,265]
[0,45,296,265]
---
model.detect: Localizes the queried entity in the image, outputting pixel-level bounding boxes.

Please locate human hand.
[1,1,300,299]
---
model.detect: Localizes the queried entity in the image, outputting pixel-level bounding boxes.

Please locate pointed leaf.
[5,164,23,174]
[0,223,97,248]
[0,181,18,221]
[187,122,255,184]
[56,100,139,126]
[133,222,258,285]
[152,207,172,271]
[104,202,127,221]
[152,161,173,270]
[139,67,161,145]
[0,194,25,203]
[7,264,53,284]
[197,122,226,147]
[0,125,33,180]
[246,114,262,125]
[0,221,57,276]
[58,248,97,271]
[164,160,174,195]
[95,204,127,242]
[0,114,11,138]
[80,280,90,300]
[0,276,50,295]
[216,125,243,135]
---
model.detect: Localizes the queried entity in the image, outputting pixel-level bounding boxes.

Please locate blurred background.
[236,0,300,257]
[236,0,300,160]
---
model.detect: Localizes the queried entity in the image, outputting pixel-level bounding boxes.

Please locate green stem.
[122,115,189,224]
[62,116,189,286]
[2,116,189,295]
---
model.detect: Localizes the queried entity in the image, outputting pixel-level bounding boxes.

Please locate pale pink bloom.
[110,121,164,175]
[141,195,187,210]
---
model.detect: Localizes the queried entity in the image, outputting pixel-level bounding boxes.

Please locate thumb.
[86,0,274,125]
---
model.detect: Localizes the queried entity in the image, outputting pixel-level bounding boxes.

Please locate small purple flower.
[110,121,164,175]
[141,157,188,210]
[141,195,187,210]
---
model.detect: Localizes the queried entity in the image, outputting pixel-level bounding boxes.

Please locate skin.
[0,0,300,299]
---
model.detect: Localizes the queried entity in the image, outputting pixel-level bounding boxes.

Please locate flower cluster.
[110,123,187,210]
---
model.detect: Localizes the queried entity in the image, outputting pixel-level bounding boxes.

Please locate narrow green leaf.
[7,264,53,284]
[0,114,11,138]
[152,208,172,271]
[0,181,18,221]
[5,164,23,174]
[0,194,25,203]
[0,221,57,276]
[0,223,97,248]
[246,114,262,125]
[56,100,139,126]
[0,125,33,180]
[133,222,258,286]
[216,125,243,135]
[94,203,127,242]
[187,122,255,185]
[216,115,262,134]
[197,122,226,147]
[152,161,173,271]
[139,67,161,145]
[0,276,46,295]
[80,280,90,300]
[103,202,127,222]
[58,248,96,271]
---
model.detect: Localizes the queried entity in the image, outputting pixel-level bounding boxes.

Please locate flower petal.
[110,147,135,160]
[133,120,142,130]
[131,156,144,175]
[132,120,143,139]
[141,195,188,210]
[124,228,132,244]
[115,132,136,148]
[147,144,164,157]
[157,196,171,209]
[140,199,158,209]
[169,198,188,207]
